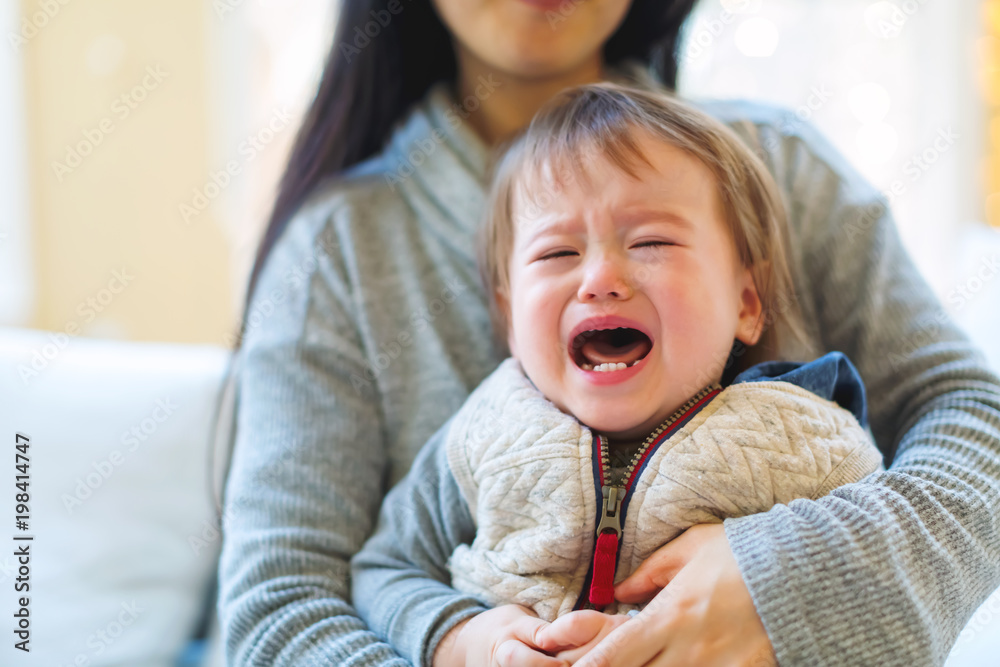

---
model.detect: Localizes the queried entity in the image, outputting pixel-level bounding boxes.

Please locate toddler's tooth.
[582,363,592,371]
[616,362,626,370]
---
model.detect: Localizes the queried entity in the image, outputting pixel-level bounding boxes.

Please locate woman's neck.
[453,46,606,146]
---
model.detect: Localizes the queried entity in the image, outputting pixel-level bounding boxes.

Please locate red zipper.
[585,384,721,608]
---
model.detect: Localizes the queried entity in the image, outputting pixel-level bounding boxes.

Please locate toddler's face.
[501,136,763,440]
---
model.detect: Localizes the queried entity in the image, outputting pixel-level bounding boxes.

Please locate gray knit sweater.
[350,354,886,665]
[217,63,1000,667]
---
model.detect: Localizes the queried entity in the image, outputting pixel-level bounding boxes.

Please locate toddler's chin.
[579,414,645,441]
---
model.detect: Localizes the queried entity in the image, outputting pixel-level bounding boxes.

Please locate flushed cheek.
[517,288,567,355]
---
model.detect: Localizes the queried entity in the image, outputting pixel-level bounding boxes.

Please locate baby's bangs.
[508,121,657,216]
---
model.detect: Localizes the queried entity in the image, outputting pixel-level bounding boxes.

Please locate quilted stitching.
[444,361,883,621]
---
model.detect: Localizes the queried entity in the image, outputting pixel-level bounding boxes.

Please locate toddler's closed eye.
[539,250,579,260]
[631,240,676,249]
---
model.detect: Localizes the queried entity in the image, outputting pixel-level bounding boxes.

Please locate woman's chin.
[490,47,589,80]
[478,23,603,77]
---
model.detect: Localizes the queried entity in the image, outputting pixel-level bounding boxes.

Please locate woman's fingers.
[495,638,568,667]
[494,614,568,666]
[536,610,609,652]
[571,608,670,667]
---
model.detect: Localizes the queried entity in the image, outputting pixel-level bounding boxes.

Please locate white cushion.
[0,327,229,666]
[947,587,1000,666]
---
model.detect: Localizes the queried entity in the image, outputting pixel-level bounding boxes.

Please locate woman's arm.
[351,422,580,667]
[217,213,409,666]
[350,418,489,666]
[722,104,1000,666]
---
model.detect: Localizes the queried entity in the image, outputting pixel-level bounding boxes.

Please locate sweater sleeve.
[217,212,410,667]
[350,418,487,667]
[723,115,1000,666]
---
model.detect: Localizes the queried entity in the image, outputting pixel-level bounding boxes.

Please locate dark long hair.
[237,0,699,343]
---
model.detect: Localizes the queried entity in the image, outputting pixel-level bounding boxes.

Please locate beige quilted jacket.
[444,358,884,621]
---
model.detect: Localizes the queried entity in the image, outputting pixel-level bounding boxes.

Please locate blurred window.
[677,0,989,297]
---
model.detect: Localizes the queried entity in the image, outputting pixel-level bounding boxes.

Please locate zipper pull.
[596,484,624,537]
[589,485,624,607]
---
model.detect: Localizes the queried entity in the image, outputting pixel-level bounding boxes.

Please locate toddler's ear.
[735,268,764,346]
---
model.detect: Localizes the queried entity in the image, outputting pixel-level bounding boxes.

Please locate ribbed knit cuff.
[421,600,489,667]
[724,508,827,666]
[813,441,885,499]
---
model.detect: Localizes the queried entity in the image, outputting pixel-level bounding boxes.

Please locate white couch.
[0,327,228,667]
[1,325,998,666]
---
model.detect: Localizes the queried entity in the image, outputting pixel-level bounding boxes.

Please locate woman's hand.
[536,610,631,663]
[571,524,777,667]
[433,604,569,667]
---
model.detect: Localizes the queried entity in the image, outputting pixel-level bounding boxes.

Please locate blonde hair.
[477,82,808,371]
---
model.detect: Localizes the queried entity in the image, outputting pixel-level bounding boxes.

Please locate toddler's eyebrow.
[520,217,578,247]
[616,208,694,230]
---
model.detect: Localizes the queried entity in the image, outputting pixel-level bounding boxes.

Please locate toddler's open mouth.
[570,327,652,373]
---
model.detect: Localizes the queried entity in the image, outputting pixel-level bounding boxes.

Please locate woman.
[217,1,1000,665]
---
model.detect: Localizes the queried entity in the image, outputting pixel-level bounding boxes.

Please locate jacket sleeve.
[351,418,486,667]
[722,110,1000,666]
[217,212,413,667]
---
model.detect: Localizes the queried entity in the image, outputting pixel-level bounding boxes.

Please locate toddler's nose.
[578,253,634,302]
